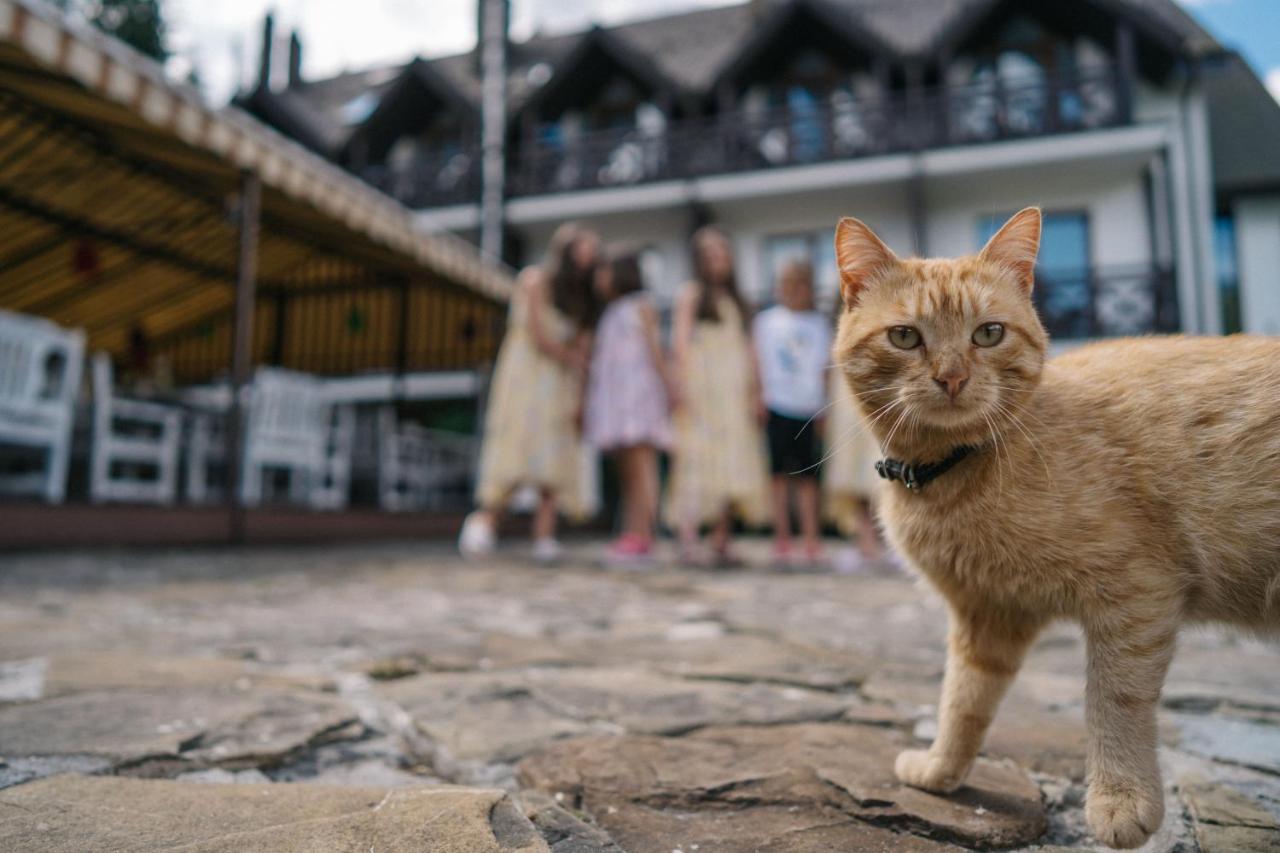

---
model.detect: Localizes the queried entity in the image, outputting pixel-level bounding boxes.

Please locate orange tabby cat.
[832,207,1280,849]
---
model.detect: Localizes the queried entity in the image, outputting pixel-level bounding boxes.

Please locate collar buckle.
[875,445,977,492]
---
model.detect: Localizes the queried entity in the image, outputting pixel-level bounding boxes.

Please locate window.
[979,211,1090,337]
[763,230,841,313]
[1214,214,1242,335]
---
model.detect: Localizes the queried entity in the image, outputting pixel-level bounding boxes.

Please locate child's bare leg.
[635,445,659,543]
[710,505,732,557]
[533,487,558,541]
[856,498,884,559]
[795,476,821,553]
[770,476,792,550]
[620,447,647,540]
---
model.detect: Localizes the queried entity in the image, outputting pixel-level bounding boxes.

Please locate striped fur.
[833,208,1280,849]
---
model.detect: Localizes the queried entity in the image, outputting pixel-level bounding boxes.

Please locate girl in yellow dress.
[665,226,770,565]
[459,223,600,563]
[823,320,887,572]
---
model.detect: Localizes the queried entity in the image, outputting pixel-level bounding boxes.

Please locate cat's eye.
[972,323,1005,348]
[887,326,922,350]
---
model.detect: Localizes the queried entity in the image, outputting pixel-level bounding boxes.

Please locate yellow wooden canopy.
[0,0,511,383]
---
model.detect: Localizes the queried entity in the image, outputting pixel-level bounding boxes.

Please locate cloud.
[1267,68,1280,104]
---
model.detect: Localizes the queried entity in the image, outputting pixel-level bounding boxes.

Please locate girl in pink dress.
[583,248,676,562]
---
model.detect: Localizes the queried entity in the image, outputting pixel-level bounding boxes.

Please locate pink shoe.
[801,543,828,568]
[606,534,652,567]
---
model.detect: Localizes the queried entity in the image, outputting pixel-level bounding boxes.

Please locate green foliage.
[52,0,168,62]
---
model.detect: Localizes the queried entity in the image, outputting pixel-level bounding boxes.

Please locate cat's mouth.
[914,390,998,430]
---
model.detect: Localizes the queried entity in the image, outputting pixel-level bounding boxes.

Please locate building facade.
[243,0,1280,341]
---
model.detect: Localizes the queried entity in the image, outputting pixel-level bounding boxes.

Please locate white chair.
[376,407,430,511]
[310,404,355,510]
[89,353,182,505]
[185,409,227,504]
[377,409,479,511]
[184,371,352,509]
[419,426,479,511]
[0,310,84,503]
[241,368,357,509]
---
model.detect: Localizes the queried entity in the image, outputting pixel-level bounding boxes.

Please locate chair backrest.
[91,352,114,431]
[246,367,328,459]
[0,310,85,420]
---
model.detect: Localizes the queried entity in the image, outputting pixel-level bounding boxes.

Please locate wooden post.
[226,172,261,544]
[479,0,508,261]
[270,291,288,365]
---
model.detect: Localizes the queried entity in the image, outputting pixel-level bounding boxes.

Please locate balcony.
[1035,264,1178,339]
[511,64,1129,197]
[360,150,481,209]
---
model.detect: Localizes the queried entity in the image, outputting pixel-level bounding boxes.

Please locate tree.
[51,0,168,62]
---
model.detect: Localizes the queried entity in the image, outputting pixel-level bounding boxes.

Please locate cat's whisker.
[788,396,907,477]
[881,402,914,454]
[980,409,1008,500]
[991,399,1054,487]
[793,398,839,439]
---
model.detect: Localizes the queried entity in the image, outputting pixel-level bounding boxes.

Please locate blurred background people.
[664,226,769,566]
[459,222,600,563]
[583,246,675,565]
[823,311,887,574]
[754,260,831,567]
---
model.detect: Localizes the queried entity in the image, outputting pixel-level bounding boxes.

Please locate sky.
[166,0,739,103]
[160,0,1280,105]
[1178,0,1280,99]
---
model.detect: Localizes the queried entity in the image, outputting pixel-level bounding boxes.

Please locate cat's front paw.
[894,749,966,794]
[1086,779,1164,849]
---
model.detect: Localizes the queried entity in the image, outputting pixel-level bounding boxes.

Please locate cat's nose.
[934,371,969,400]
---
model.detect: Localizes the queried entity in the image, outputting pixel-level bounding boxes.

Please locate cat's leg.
[1083,615,1177,849]
[896,609,1041,793]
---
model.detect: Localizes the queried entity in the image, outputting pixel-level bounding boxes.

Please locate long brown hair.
[691,225,748,326]
[544,222,599,329]
[601,244,645,304]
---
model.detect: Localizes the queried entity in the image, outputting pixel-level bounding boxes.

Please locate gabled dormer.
[931,0,1196,143]
[342,59,480,206]
[513,26,684,193]
[518,26,682,141]
[709,0,896,163]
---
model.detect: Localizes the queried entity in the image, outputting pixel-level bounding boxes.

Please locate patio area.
[1,541,1277,851]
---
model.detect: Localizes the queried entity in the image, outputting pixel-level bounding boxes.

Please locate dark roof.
[1204,52,1280,196]
[247,0,1223,157]
[713,0,896,91]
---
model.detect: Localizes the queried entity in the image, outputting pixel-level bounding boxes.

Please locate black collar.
[875,445,978,491]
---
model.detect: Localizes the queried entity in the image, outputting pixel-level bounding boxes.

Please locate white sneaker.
[833,547,869,575]
[531,537,563,564]
[458,512,496,559]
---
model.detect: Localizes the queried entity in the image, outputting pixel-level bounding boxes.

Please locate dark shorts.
[766,410,820,478]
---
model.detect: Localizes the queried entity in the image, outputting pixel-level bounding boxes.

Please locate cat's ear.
[980,207,1041,293]
[835,217,899,308]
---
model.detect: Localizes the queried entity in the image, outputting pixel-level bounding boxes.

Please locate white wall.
[507,148,1161,327]
[709,183,910,306]
[926,158,1153,268]
[1235,197,1280,335]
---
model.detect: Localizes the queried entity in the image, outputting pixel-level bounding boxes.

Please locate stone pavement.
[0,541,1277,852]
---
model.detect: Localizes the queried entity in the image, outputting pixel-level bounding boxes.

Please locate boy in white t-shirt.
[753,260,832,566]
